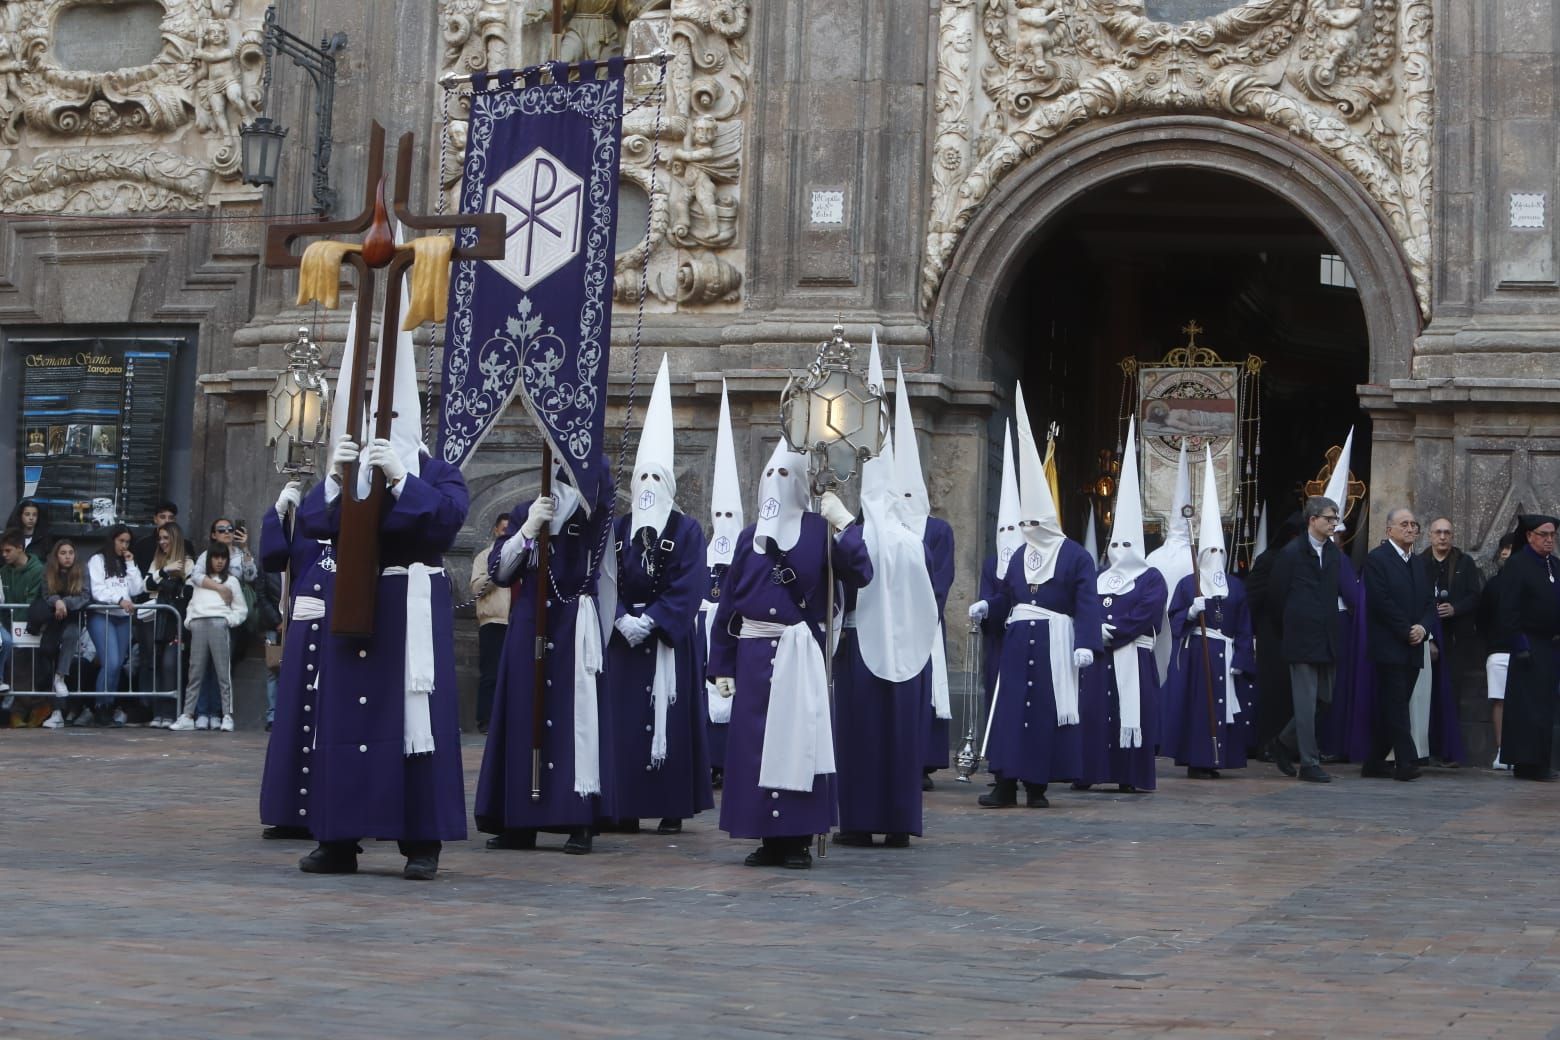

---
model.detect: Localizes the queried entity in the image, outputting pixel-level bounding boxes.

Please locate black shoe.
[1298,765,1332,783]
[711,768,724,791]
[298,843,360,874]
[1394,767,1422,782]
[485,829,537,850]
[1514,765,1559,782]
[1187,767,1218,780]
[262,825,312,840]
[978,778,1018,808]
[922,773,934,792]
[783,848,813,870]
[1269,740,1297,778]
[563,828,593,855]
[1360,762,1393,779]
[655,818,682,835]
[1023,782,1049,808]
[1117,783,1140,793]
[832,830,874,848]
[744,844,785,867]
[477,722,488,735]
[403,855,439,881]
[883,832,910,849]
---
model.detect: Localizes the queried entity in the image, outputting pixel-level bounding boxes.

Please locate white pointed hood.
[1146,437,1194,682]
[335,222,423,499]
[707,378,743,569]
[1322,425,1355,534]
[1099,417,1150,595]
[1014,382,1064,584]
[856,432,938,681]
[1197,444,1228,596]
[893,358,930,539]
[1083,501,1099,565]
[753,439,810,554]
[1253,503,1269,559]
[995,420,1022,579]
[631,354,677,538]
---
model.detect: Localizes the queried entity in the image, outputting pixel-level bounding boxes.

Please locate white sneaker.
[41,710,64,729]
[52,675,69,696]
[1492,752,1508,770]
[0,682,11,695]
[220,714,235,732]
[195,715,211,731]
[152,716,170,729]
[112,709,128,728]
[169,715,196,732]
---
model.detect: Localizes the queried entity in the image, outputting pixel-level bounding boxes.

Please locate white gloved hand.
[1231,667,1245,678]
[1073,648,1095,669]
[274,480,302,519]
[330,435,359,478]
[818,491,854,532]
[1187,596,1207,619]
[1101,623,1117,647]
[616,614,654,647]
[714,676,735,698]
[968,600,989,621]
[367,438,407,486]
[519,495,556,540]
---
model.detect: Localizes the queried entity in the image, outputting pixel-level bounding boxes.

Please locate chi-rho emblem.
[486,147,584,291]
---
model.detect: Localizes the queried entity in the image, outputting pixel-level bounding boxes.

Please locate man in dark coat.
[1361,508,1437,781]
[1246,511,1302,753]
[1416,517,1483,761]
[1494,514,1560,781]
[1267,496,1348,783]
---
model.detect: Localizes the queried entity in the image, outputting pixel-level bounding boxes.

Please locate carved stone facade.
[925,0,1434,315]
[436,0,751,311]
[0,0,268,211]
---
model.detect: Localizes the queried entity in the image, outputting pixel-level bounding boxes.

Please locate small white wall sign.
[1510,192,1547,230]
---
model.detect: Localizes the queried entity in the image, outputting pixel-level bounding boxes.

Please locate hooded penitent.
[1322,426,1355,533]
[1099,417,1152,748]
[892,358,930,540]
[855,346,938,684]
[1145,438,1193,682]
[704,378,743,726]
[753,440,811,555]
[631,354,677,540]
[1013,382,1065,585]
[1195,444,1239,724]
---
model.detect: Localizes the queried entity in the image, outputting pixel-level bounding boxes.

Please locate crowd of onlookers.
[0,498,281,731]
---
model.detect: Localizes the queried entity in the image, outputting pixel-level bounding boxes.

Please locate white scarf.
[745,619,835,792]
[1112,634,1156,747]
[649,637,677,767]
[1007,603,1079,726]
[384,564,438,756]
[573,595,604,796]
[930,622,952,720]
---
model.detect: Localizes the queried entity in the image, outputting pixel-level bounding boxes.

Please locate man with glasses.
[1266,496,1351,782]
[1493,514,1560,781]
[1414,517,1481,765]
[1360,509,1437,781]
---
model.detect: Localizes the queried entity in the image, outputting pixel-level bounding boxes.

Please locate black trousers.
[1369,662,1420,772]
[476,622,506,725]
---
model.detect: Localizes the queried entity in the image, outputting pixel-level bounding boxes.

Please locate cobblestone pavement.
[2,731,1558,1039]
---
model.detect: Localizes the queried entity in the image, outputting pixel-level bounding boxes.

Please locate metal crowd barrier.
[1,601,184,706]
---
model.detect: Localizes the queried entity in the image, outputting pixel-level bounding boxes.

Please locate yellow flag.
[1043,426,1063,533]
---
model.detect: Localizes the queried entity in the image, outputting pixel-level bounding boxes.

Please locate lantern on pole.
[779,322,888,494]
[267,326,332,477]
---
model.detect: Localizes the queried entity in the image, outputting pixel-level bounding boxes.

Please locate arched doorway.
[932,117,1422,553]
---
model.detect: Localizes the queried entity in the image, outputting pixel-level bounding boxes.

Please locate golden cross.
[1182,320,1204,347]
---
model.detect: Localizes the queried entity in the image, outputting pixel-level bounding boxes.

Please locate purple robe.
[709,515,871,840]
[921,517,956,771]
[983,540,1104,785]
[1076,568,1166,790]
[606,511,714,820]
[1320,554,1362,758]
[1162,574,1256,770]
[257,509,332,829]
[294,458,469,843]
[1343,595,1467,764]
[475,473,617,834]
[833,584,930,836]
[700,563,729,770]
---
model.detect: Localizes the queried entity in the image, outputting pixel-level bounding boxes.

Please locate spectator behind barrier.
[38,540,89,729]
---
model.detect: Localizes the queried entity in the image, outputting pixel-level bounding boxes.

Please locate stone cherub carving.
[192,14,252,138]
[442,0,510,76]
[667,113,740,247]
[1011,0,1066,69]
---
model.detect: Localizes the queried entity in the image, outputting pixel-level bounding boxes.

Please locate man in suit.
[1361,508,1436,781]
[1246,510,1303,754]
[1267,496,1348,783]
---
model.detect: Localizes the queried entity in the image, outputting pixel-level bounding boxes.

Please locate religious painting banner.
[1137,363,1240,527]
[440,58,627,509]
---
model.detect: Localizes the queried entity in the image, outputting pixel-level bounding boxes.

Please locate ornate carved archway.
[930,116,1422,385]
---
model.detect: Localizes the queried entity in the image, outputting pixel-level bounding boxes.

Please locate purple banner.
[440,58,625,510]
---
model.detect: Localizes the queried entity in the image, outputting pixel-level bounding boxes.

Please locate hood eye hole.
[778,467,789,477]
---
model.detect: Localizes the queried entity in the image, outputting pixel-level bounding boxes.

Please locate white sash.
[1111,634,1155,748]
[701,600,731,724]
[1205,629,1241,724]
[649,636,677,767]
[574,595,604,796]
[291,595,326,621]
[931,621,951,720]
[382,565,441,756]
[742,618,834,792]
[1006,603,1079,726]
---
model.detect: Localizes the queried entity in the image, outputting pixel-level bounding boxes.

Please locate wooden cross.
[265,121,504,637]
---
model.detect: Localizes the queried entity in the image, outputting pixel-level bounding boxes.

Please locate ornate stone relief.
[438,0,751,311]
[925,0,1434,316]
[0,0,266,212]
